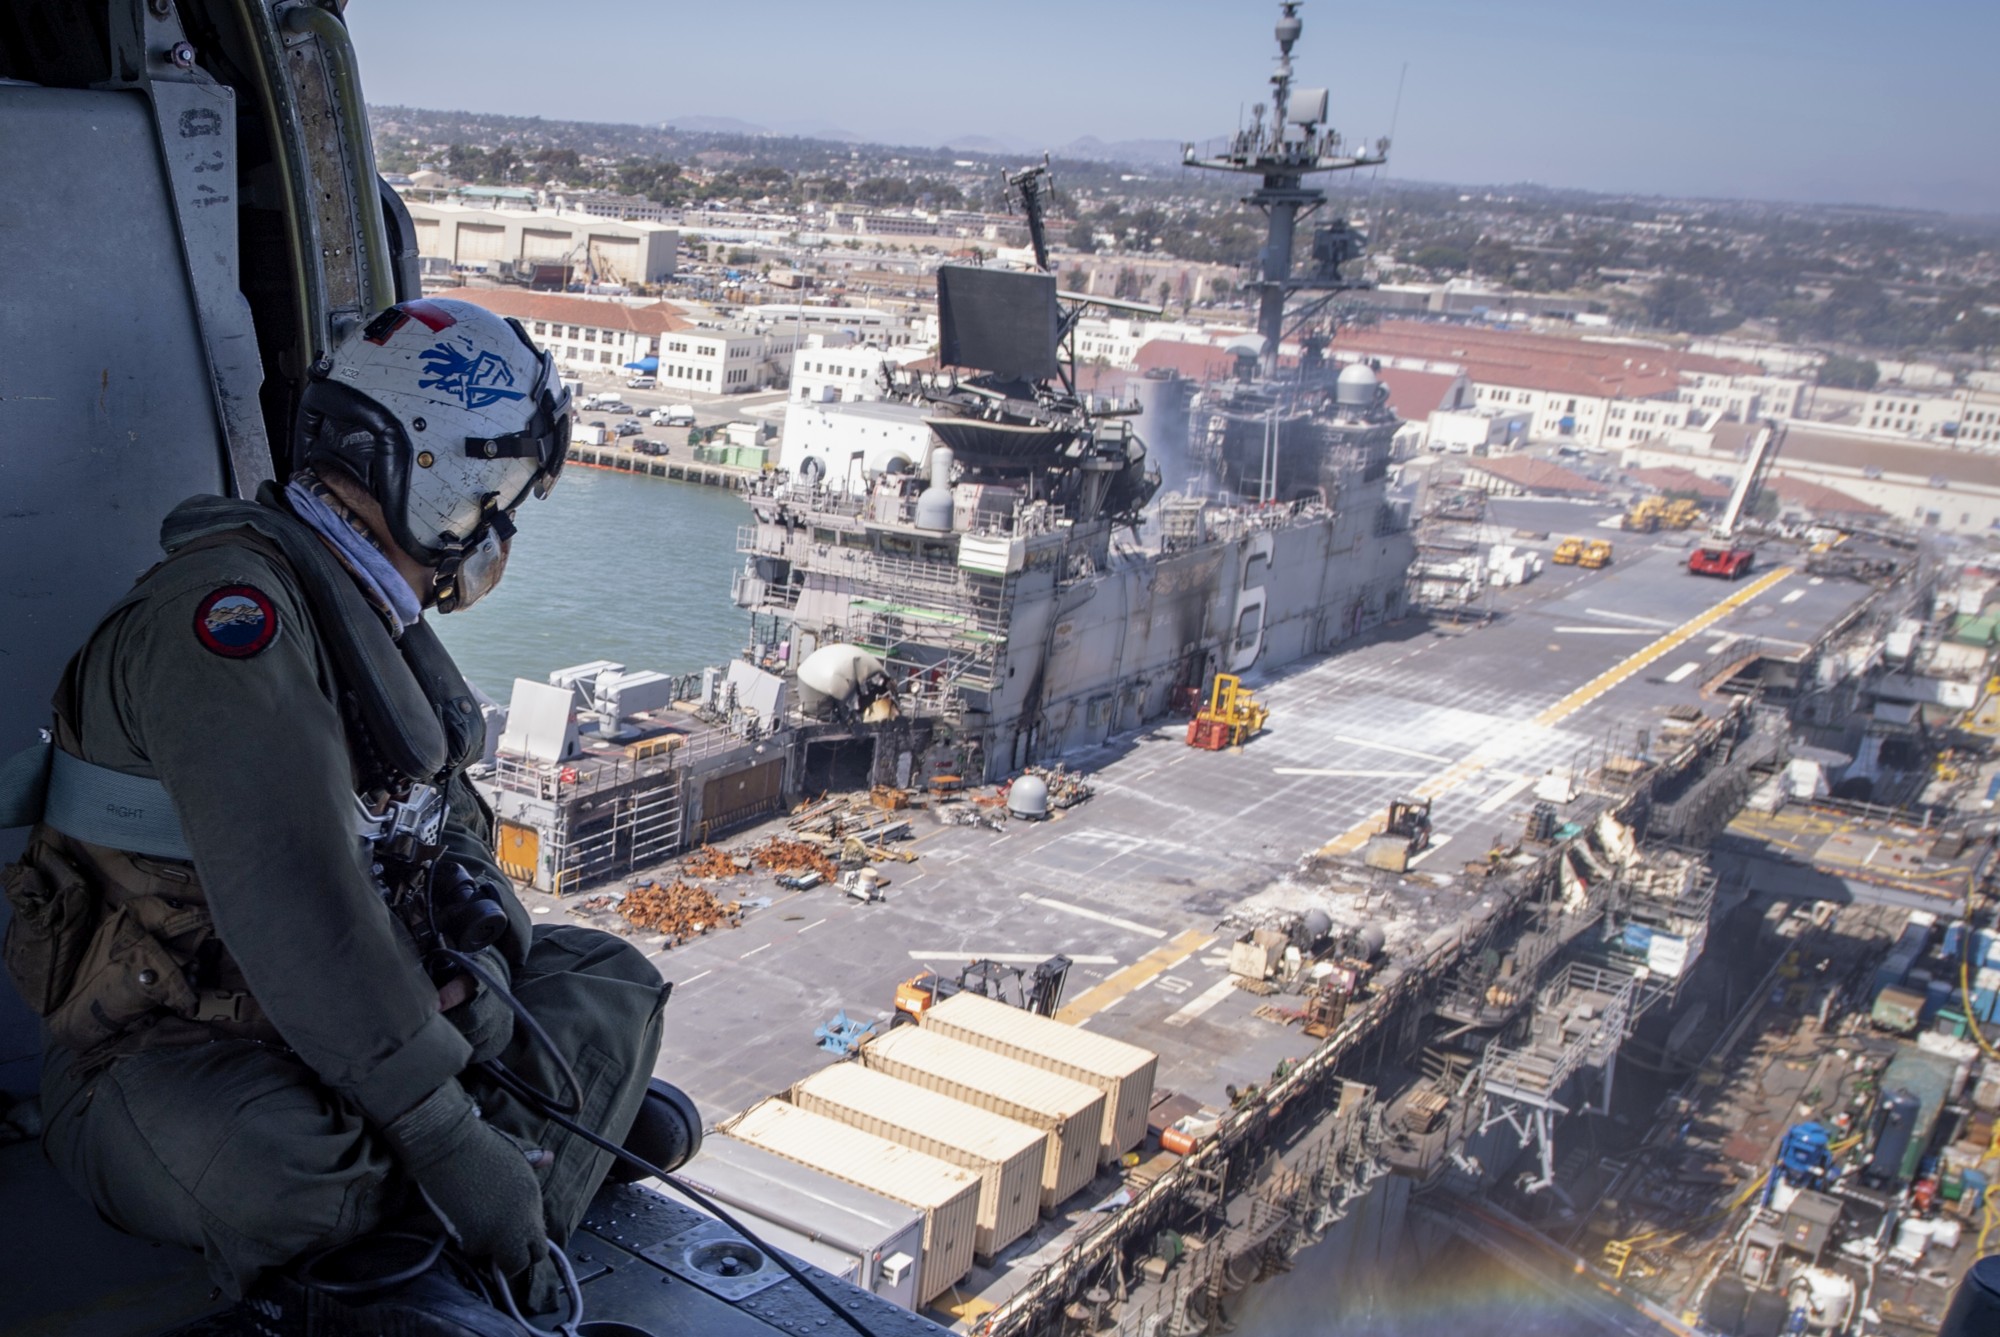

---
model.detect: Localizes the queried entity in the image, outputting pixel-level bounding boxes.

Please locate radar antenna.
[1181,2,1388,374]
[1005,155,1056,273]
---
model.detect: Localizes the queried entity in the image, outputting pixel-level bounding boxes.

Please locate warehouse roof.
[1461,454,1607,496]
[430,287,694,336]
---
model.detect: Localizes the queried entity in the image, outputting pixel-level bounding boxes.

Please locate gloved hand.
[383,1079,547,1278]
[440,946,515,1064]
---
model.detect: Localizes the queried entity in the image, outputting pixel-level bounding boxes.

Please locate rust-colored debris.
[681,844,745,879]
[747,837,840,882]
[619,879,743,941]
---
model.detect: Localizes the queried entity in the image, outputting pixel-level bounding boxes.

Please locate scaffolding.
[491,727,749,893]
[1477,959,1645,1195]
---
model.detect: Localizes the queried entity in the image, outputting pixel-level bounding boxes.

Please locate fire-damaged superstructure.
[732,11,1414,782]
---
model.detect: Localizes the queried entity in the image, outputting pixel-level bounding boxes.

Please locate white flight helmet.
[295,298,570,611]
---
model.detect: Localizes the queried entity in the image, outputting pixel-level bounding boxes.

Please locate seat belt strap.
[0,740,193,862]
[0,740,52,830]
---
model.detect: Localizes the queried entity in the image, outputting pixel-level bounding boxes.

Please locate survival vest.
[1,486,500,1063]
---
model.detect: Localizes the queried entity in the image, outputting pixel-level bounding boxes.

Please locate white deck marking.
[1781,589,1805,603]
[677,970,712,986]
[1663,661,1702,683]
[1552,626,1657,636]
[1274,767,1429,778]
[905,950,1118,965]
[1407,836,1453,867]
[739,942,772,959]
[796,918,827,934]
[1584,608,1676,627]
[1163,976,1242,1028]
[1476,775,1536,814]
[1332,734,1455,764]
[1024,895,1168,939]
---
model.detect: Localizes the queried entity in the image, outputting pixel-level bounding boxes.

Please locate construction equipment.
[815,1010,880,1056]
[1363,795,1433,872]
[1186,672,1269,750]
[894,955,1072,1023]
[839,866,885,903]
[1662,496,1705,529]
[1623,496,1664,532]
[1579,538,1613,569]
[1551,537,1584,565]
[1761,1121,1839,1208]
[1691,420,1784,579]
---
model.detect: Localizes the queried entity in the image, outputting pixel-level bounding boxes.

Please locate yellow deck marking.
[1316,567,1794,859]
[1055,929,1214,1024]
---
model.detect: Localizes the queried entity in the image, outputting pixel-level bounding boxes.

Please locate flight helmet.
[295,298,569,610]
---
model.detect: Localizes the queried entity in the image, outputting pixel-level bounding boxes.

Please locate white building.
[559,192,670,224]
[1677,370,1805,424]
[1861,387,2000,449]
[435,288,796,392]
[433,288,689,377]
[401,199,679,286]
[744,304,928,350]
[1072,317,1214,368]
[789,344,931,405]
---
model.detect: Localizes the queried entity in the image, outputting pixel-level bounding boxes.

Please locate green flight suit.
[25,493,666,1297]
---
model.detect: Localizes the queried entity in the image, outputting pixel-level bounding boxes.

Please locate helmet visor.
[466,347,569,507]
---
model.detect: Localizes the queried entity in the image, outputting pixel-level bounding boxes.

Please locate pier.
[568,439,763,491]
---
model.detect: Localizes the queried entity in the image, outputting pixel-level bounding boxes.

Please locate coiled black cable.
[438,948,882,1337]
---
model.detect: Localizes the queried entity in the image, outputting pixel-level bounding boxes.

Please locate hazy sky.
[349,0,2000,215]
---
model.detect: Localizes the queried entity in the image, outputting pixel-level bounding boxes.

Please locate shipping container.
[920,992,1157,1164]
[674,1136,926,1310]
[1872,984,1925,1035]
[791,1063,1046,1260]
[861,1024,1107,1212]
[1874,948,1917,997]
[719,1099,978,1306]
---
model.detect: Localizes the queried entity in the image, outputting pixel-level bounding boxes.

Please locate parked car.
[633,438,668,457]
[626,374,656,389]
[615,418,643,437]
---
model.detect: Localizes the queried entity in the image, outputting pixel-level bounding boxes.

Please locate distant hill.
[1058,136,1186,168]
[664,115,771,136]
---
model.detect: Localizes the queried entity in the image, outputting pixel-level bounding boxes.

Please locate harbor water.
[431,466,748,701]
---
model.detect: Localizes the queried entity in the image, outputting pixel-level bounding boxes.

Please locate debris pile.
[748,837,841,883]
[619,879,742,941]
[789,793,911,843]
[681,844,745,879]
[1023,764,1093,809]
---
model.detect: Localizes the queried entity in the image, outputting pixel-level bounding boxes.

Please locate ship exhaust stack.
[916,446,956,532]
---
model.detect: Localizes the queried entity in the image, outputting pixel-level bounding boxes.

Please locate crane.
[1688,420,1784,579]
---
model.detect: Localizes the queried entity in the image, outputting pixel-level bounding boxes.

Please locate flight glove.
[441,945,515,1064]
[383,1079,548,1278]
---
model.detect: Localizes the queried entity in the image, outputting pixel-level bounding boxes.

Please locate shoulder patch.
[193,585,279,659]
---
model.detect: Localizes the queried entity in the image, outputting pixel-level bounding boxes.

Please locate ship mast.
[1182,2,1386,375]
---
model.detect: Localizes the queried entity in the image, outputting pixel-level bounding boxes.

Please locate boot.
[234,1234,524,1337]
[604,1078,703,1184]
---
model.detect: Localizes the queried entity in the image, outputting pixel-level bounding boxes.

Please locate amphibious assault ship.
[730,9,1412,783]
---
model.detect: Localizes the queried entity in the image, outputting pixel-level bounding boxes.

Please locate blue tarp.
[624,356,659,372]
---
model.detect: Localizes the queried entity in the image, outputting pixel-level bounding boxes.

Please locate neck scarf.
[284,472,424,637]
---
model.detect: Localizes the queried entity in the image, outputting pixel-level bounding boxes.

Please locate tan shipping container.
[719,1099,979,1306]
[861,1025,1106,1212]
[791,1063,1046,1260]
[920,992,1158,1164]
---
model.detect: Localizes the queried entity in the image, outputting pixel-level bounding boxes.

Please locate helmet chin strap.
[431,506,516,614]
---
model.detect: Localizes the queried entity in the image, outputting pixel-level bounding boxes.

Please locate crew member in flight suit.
[1,299,680,1327]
